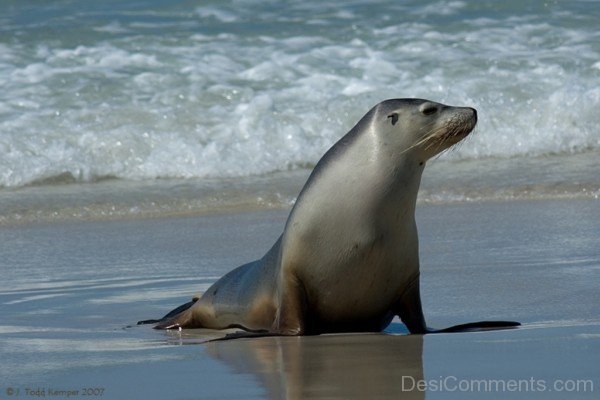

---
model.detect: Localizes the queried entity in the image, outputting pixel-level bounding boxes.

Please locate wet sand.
[0,199,598,399]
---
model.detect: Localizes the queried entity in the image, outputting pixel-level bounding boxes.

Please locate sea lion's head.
[377,98,477,162]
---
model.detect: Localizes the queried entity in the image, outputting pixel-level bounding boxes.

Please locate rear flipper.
[137,297,199,326]
[152,306,195,330]
[428,320,520,333]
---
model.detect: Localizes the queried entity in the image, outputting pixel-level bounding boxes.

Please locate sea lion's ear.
[387,113,399,126]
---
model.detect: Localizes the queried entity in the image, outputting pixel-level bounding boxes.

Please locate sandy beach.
[1,199,598,399]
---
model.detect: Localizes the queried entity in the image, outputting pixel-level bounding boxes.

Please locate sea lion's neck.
[287,135,425,231]
[377,156,425,223]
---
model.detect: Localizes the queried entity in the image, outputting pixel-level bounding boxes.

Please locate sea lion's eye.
[387,113,399,125]
[421,106,437,116]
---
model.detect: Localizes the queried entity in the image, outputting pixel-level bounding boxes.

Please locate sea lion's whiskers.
[398,135,434,155]
[398,125,447,155]
[416,120,437,133]
[418,127,448,151]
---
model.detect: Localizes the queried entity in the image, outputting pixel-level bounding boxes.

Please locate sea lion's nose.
[467,107,477,122]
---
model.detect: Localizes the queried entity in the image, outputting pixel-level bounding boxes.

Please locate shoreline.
[1,150,599,227]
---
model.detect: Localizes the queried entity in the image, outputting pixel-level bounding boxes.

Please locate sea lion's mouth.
[441,109,477,143]
[416,108,477,156]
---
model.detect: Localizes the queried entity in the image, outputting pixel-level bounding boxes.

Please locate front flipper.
[428,320,520,333]
[272,273,307,336]
[395,275,520,334]
[394,275,428,334]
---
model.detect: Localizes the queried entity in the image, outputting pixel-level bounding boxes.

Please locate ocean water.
[1,0,599,222]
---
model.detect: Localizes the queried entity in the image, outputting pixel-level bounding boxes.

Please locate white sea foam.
[195,6,239,23]
[0,0,598,188]
[414,1,467,16]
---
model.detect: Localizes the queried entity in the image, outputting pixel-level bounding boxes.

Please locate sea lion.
[139,98,519,335]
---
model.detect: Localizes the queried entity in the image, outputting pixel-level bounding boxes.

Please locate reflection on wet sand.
[205,333,424,400]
